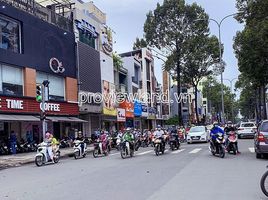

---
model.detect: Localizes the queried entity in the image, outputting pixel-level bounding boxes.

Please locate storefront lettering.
[6,99,23,109]
[40,103,60,112]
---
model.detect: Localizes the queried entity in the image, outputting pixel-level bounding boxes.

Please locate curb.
[0,149,94,170]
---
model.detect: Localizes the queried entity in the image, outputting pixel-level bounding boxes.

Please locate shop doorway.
[53,122,60,139]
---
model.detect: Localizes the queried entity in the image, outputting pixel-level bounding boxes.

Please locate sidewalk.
[0,145,94,169]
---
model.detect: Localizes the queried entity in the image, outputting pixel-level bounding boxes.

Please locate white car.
[237,122,257,138]
[187,126,209,144]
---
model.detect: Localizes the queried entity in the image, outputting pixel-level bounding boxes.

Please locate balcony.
[2,0,73,32]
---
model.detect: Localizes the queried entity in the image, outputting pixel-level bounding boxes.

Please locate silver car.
[187,126,209,144]
[255,120,268,159]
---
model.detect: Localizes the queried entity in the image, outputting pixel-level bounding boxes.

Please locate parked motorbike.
[35,142,60,166]
[154,137,165,156]
[73,140,87,159]
[226,131,238,155]
[260,166,268,197]
[209,133,225,158]
[169,135,180,151]
[120,140,134,159]
[59,138,70,148]
[93,139,108,158]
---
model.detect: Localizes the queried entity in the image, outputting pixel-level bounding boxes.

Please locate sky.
[93,0,244,93]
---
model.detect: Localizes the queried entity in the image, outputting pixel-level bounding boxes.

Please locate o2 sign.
[49,58,65,73]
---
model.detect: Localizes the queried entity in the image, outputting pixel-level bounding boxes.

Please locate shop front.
[119,100,134,128]
[134,100,142,130]
[0,96,82,142]
[141,104,149,130]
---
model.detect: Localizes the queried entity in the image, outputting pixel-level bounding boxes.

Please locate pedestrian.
[10,130,17,155]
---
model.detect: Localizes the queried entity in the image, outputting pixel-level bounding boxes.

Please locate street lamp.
[195,13,237,124]
[224,77,238,123]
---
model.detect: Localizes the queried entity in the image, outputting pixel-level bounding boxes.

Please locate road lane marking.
[189,148,202,154]
[110,153,120,156]
[137,150,153,156]
[249,148,255,153]
[171,149,185,154]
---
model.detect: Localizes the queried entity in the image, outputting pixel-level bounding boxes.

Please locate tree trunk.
[176,48,182,126]
[262,84,267,120]
[194,85,200,125]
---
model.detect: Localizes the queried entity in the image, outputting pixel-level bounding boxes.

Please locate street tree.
[143,0,209,125]
[234,0,268,120]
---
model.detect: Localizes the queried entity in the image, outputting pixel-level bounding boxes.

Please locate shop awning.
[46,116,87,123]
[0,114,39,121]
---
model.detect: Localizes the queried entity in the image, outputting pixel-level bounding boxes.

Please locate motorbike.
[260,166,268,197]
[120,140,134,159]
[154,137,165,156]
[209,133,225,158]
[35,142,60,166]
[93,139,108,158]
[226,131,238,155]
[116,136,122,151]
[59,138,70,148]
[73,140,87,159]
[169,135,180,151]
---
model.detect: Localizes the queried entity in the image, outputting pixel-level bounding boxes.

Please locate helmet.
[157,125,161,128]
[45,132,51,138]
[126,127,131,131]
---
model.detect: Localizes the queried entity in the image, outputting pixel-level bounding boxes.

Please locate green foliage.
[165,115,179,125]
[113,53,123,70]
[133,37,148,50]
[202,77,237,120]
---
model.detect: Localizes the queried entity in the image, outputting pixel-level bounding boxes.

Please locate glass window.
[241,123,255,127]
[0,14,21,53]
[261,122,268,132]
[36,72,65,101]
[190,127,205,132]
[0,64,23,96]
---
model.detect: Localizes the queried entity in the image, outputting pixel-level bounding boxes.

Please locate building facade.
[0,0,82,142]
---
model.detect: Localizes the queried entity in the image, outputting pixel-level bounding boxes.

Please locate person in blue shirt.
[210,122,224,147]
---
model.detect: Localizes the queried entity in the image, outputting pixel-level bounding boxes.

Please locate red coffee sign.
[0,96,78,115]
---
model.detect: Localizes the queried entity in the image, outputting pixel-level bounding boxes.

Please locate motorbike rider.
[170,125,179,145]
[99,130,108,152]
[154,125,165,149]
[75,131,85,155]
[210,122,225,151]
[44,131,54,162]
[123,127,135,151]
[224,121,240,154]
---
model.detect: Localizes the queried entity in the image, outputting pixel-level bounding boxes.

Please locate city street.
[0,139,267,200]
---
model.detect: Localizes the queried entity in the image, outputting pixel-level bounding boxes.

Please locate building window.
[36,72,65,101]
[0,14,21,53]
[79,29,96,49]
[0,64,23,96]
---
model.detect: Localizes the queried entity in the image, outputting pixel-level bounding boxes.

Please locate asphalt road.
[0,139,267,200]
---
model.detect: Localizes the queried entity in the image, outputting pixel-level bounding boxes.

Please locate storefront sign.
[0,96,78,115]
[40,103,60,112]
[134,100,142,117]
[117,108,126,122]
[49,57,65,74]
[147,107,156,120]
[119,100,134,118]
[102,80,117,116]
[142,104,148,117]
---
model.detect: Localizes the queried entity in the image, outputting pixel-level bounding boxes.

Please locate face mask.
[158,128,161,131]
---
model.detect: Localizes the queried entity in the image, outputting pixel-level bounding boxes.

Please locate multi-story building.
[0,0,83,142]
[120,48,156,130]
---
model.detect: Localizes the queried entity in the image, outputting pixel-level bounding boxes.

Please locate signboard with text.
[0,96,78,115]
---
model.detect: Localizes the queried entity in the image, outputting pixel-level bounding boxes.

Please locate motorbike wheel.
[53,152,60,163]
[35,155,43,167]
[170,143,174,151]
[93,149,98,158]
[219,145,225,158]
[232,144,237,155]
[155,144,160,156]
[74,151,79,159]
[130,149,134,157]
[261,170,268,197]
[121,148,127,159]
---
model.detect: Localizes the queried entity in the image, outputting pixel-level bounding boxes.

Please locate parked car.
[187,126,209,144]
[237,122,257,138]
[254,120,268,159]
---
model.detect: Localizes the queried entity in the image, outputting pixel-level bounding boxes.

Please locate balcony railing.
[1,0,73,32]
